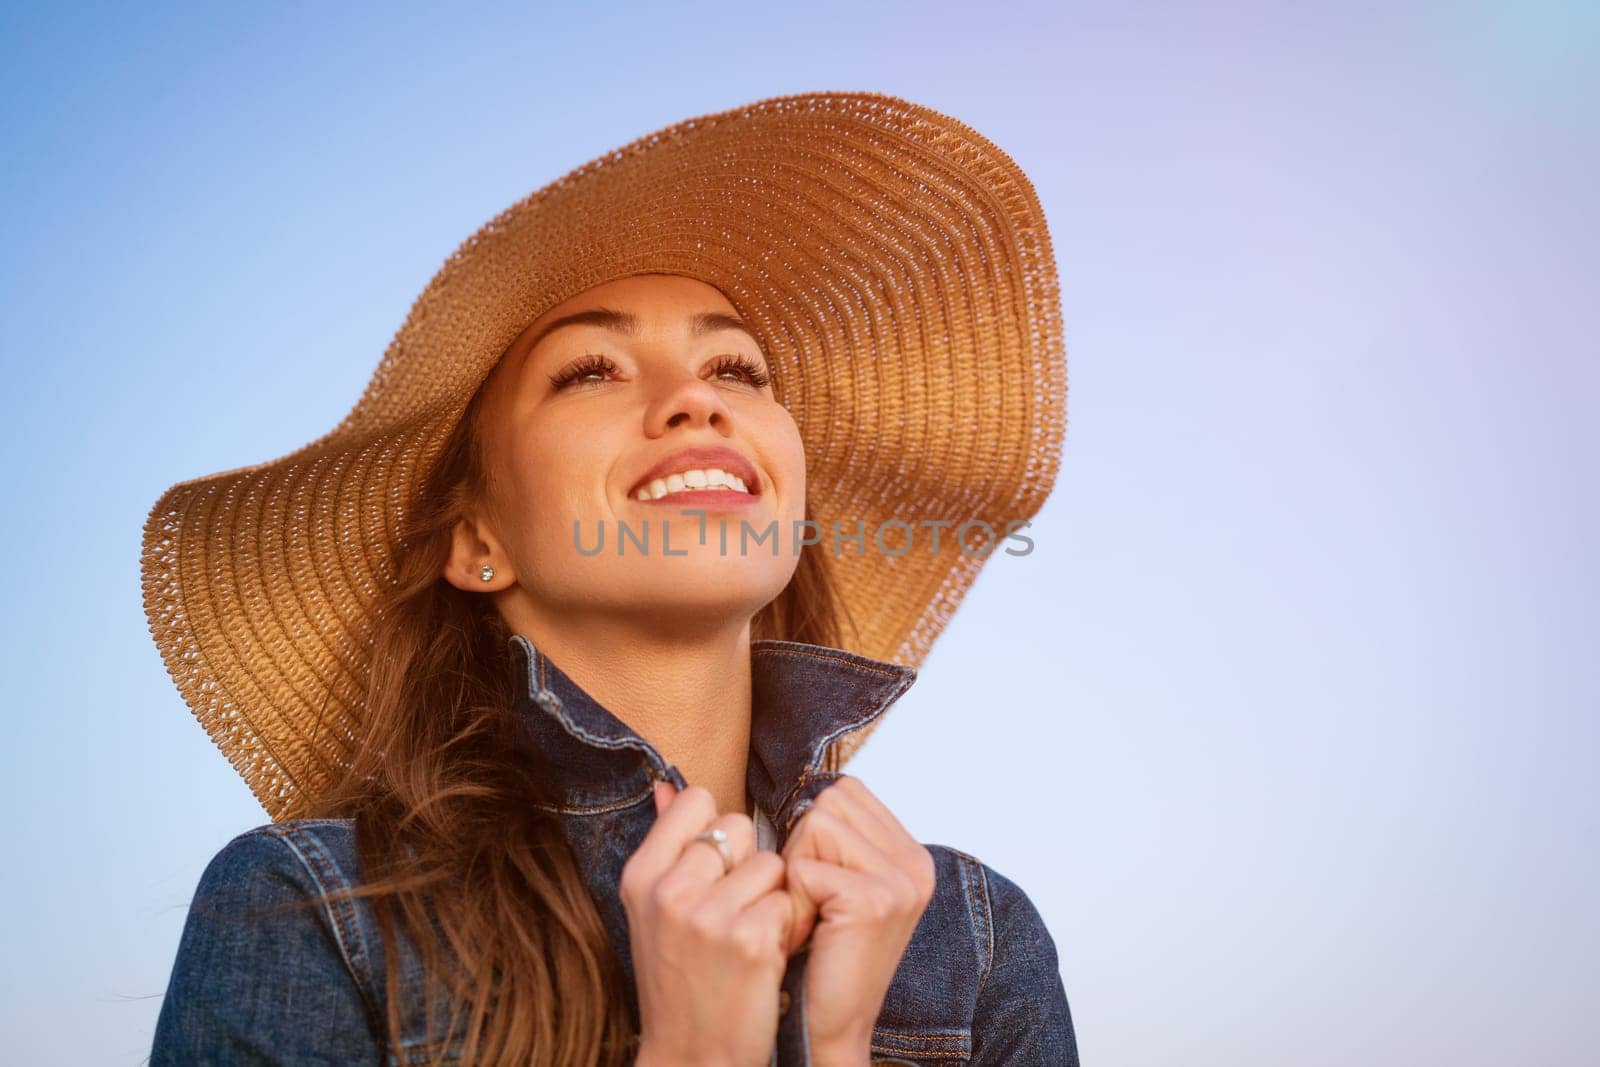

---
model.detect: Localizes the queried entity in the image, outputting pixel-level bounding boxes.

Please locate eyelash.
[546,352,772,391]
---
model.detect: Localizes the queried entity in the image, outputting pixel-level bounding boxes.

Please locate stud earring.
[479,564,495,582]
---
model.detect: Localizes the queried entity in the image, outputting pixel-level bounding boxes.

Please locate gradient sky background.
[2,2,1595,1064]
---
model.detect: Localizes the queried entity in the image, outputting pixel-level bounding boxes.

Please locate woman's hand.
[780,775,937,1066]
[621,781,794,1067]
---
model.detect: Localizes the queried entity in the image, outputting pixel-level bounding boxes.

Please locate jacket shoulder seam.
[935,844,995,995]
[252,822,386,1034]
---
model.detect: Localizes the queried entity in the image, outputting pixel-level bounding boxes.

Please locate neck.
[503,610,754,819]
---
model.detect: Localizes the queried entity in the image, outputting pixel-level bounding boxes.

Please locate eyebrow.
[521,306,764,355]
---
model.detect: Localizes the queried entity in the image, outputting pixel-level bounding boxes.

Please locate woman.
[143,91,1076,1066]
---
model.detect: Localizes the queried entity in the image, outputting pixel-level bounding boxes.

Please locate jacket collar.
[507,633,918,819]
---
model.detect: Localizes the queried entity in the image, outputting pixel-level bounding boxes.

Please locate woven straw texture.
[141,90,1068,821]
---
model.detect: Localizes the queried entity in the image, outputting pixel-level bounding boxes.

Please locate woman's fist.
[621,782,794,1067]
[780,775,936,1063]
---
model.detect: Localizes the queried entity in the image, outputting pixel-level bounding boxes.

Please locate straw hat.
[141,89,1068,821]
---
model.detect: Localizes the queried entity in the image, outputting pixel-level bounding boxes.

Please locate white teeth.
[633,466,755,501]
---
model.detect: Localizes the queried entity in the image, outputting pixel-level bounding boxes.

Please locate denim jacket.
[152,635,1079,1065]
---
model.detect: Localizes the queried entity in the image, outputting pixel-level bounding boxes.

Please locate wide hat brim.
[141,89,1068,821]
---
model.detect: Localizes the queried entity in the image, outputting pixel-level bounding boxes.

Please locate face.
[448,273,807,636]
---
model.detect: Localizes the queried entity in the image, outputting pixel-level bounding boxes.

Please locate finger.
[627,784,719,888]
[702,849,786,913]
[818,776,916,862]
[653,779,676,815]
[783,802,894,877]
[737,887,798,957]
[825,777,915,851]
[661,811,758,893]
[782,882,819,956]
[812,778,933,889]
[785,855,881,916]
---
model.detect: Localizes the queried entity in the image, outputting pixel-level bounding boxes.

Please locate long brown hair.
[294,370,852,1064]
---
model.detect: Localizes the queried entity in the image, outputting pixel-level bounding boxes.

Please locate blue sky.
[2,2,1595,1063]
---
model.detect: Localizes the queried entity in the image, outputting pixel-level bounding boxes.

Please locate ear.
[441,511,514,592]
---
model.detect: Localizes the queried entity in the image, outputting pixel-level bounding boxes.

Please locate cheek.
[768,415,808,518]
[496,420,613,545]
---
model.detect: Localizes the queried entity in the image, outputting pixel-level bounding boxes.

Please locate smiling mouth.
[630,468,758,502]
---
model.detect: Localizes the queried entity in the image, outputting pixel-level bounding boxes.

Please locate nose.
[643,368,736,437]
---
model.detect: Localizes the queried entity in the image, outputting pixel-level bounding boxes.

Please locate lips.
[626,445,762,500]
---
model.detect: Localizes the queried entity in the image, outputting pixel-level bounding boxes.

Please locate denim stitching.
[260,825,384,1031]
[272,826,374,990]
[823,682,913,759]
[511,635,672,777]
[946,847,995,997]
[751,641,919,763]
[528,780,655,816]
[749,639,917,683]
[872,1041,971,1054]
[751,646,907,678]
[871,1027,974,1056]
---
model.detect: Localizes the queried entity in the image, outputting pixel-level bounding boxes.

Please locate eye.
[707,353,772,389]
[546,352,772,392]
[547,352,618,391]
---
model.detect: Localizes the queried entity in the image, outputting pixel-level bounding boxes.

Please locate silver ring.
[689,827,734,875]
